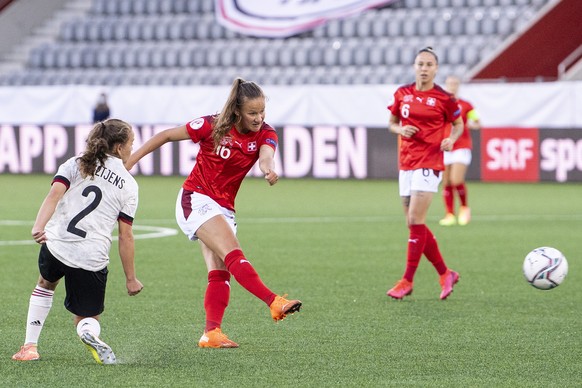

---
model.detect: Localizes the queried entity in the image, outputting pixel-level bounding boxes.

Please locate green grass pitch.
[1,175,580,387]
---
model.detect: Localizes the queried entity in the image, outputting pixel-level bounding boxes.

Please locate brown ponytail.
[212,77,264,148]
[78,119,131,178]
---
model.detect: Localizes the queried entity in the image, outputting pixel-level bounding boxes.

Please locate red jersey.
[444,98,475,151]
[388,83,460,171]
[182,115,278,211]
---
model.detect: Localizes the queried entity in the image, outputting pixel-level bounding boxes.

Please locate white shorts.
[399,169,442,196]
[443,148,472,166]
[175,189,237,241]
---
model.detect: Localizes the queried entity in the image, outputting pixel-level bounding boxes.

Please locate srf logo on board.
[481,127,539,182]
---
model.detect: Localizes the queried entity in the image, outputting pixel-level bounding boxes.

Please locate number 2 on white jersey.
[67,185,102,238]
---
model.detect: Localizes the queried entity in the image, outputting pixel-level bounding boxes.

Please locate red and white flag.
[215,0,397,38]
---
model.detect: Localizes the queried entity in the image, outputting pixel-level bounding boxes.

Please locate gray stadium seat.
[191,43,207,67]
[481,13,498,35]
[371,17,387,37]
[154,20,169,40]
[341,18,357,38]
[113,22,128,40]
[40,45,57,68]
[219,48,235,67]
[177,47,192,67]
[150,47,165,67]
[159,0,173,14]
[118,0,131,15]
[465,12,481,36]
[356,17,373,37]
[433,13,449,36]
[200,0,214,13]
[307,42,324,66]
[325,19,341,38]
[145,0,159,15]
[353,44,369,66]
[72,19,88,42]
[383,44,400,66]
[293,44,309,67]
[95,46,109,67]
[132,0,146,14]
[181,18,196,40]
[86,20,101,42]
[448,14,465,35]
[27,47,43,68]
[278,45,293,67]
[387,18,403,37]
[91,0,106,15]
[60,21,75,41]
[262,44,279,67]
[77,45,92,68]
[104,0,118,15]
[186,0,202,13]
[168,18,183,40]
[322,44,339,67]
[173,0,187,14]
[140,19,155,41]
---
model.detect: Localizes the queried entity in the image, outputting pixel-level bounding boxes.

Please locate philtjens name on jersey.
[94,165,125,189]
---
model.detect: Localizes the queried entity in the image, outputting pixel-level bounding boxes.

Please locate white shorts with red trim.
[399,168,442,196]
[443,148,472,166]
[175,188,237,241]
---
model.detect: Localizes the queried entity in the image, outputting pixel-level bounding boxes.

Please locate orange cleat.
[439,213,457,226]
[386,279,413,299]
[198,328,239,348]
[439,270,460,300]
[269,294,302,322]
[12,344,40,361]
[458,207,471,226]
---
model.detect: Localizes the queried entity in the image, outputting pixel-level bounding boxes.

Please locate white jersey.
[45,156,138,271]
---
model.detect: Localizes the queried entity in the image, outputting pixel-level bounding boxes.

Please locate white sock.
[76,317,101,338]
[24,286,54,345]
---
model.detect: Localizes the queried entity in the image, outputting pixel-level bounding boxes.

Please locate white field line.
[0,221,177,246]
[2,213,580,246]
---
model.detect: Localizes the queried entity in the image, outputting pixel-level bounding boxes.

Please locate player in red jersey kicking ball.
[386,47,463,300]
[126,78,301,348]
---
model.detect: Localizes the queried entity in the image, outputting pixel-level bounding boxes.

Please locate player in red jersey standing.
[439,75,481,226]
[386,47,464,300]
[126,78,301,348]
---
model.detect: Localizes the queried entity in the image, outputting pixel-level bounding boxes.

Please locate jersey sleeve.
[52,157,80,189]
[445,96,462,123]
[185,116,213,143]
[119,178,139,225]
[261,125,278,151]
[387,88,402,117]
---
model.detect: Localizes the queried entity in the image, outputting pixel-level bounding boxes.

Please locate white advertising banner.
[0,81,581,128]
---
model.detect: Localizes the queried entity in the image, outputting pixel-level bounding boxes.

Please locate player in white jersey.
[12,119,143,365]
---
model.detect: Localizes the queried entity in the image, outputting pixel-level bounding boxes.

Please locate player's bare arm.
[117,220,143,296]
[441,117,464,151]
[389,115,419,138]
[32,182,67,244]
[126,125,190,170]
[259,145,278,186]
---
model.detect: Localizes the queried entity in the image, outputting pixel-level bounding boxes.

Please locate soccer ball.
[523,247,568,290]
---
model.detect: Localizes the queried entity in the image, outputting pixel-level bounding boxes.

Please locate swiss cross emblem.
[247,141,257,152]
[427,97,436,106]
